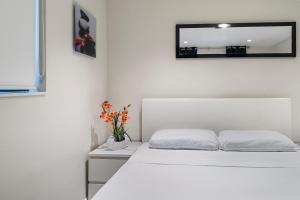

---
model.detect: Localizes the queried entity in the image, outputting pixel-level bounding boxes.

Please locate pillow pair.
[149,129,298,152]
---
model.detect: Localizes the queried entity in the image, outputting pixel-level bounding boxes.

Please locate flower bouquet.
[100,101,132,150]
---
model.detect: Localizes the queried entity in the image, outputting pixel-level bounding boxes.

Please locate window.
[0,0,46,95]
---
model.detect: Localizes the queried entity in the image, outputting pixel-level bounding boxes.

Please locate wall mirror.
[176,22,296,58]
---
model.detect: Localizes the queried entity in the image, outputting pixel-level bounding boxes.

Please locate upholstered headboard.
[142,98,292,142]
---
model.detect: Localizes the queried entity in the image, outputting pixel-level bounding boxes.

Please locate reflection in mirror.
[176,22,296,58]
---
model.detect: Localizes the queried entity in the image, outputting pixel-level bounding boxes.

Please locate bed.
[92,98,300,200]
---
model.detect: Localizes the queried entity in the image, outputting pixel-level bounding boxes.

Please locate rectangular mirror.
[176,22,296,58]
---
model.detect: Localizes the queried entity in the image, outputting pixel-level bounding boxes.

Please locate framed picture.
[74,3,96,58]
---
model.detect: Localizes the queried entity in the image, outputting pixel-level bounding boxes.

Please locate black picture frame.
[74,3,97,58]
[176,22,297,58]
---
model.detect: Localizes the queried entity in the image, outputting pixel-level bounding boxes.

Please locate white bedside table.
[87,142,142,200]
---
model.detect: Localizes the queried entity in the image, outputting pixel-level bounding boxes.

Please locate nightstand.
[87,142,142,200]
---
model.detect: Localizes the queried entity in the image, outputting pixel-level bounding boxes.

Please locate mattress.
[92,143,300,200]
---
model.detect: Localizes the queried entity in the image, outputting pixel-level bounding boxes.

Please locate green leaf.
[125,132,132,142]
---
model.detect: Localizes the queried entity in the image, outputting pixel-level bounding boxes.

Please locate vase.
[106,136,130,150]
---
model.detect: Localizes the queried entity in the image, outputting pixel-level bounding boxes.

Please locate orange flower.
[99,101,131,129]
[105,116,113,123]
[108,112,118,118]
[121,112,129,124]
[102,101,112,110]
[113,112,118,116]
[104,112,118,123]
[100,111,107,119]
[105,119,112,123]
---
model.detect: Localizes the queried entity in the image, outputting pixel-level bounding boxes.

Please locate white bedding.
[92,143,300,200]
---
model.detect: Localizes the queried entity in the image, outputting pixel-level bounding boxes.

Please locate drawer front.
[89,158,128,182]
[88,183,103,200]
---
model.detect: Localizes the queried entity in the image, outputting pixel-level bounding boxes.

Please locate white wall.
[107,0,300,141]
[0,0,107,200]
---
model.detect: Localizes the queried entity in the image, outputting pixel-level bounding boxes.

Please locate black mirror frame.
[176,22,297,58]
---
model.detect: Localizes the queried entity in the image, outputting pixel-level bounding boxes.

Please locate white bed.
[93,143,300,200]
[92,98,300,200]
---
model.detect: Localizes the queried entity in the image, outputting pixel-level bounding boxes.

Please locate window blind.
[0,0,36,90]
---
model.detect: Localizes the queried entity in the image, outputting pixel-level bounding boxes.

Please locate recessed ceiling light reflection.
[218,23,230,28]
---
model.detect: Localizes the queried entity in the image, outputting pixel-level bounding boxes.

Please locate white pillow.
[149,129,219,150]
[219,130,298,152]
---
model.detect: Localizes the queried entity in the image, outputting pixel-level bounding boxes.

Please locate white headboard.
[142,98,292,142]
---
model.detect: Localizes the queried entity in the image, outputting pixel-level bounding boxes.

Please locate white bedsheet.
[92,143,300,200]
